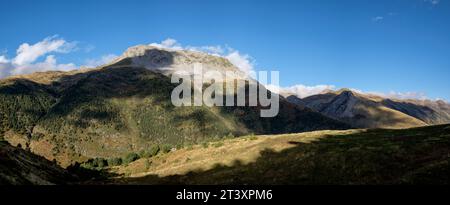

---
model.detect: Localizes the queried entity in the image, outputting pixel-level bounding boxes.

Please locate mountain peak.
[109,44,248,81]
[116,44,234,68]
[335,88,355,94]
[316,88,356,96]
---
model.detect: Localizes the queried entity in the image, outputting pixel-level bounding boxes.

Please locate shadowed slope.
[110,124,449,185]
[0,141,77,185]
[382,99,450,125]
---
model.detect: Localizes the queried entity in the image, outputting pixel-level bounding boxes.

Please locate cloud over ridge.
[148,38,256,75]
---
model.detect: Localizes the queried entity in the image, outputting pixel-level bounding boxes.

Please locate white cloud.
[11,55,77,75]
[372,16,384,22]
[266,84,336,98]
[84,44,96,53]
[225,51,255,75]
[200,46,224,54]
[0,55,9,64]
[186,45,224,55]
[149,38,255,75]
[160,38,177,47]
[342,89,431,101]
[149,38,225,55]
[372,91,428,100]
[12,35,77,66]
[82,54,118,68]
[149,38,183,50]
[0,62,12,78]
[265,83,433,101]
[0,36,93,77]
[372,11,401,23]
[424,0,440,5]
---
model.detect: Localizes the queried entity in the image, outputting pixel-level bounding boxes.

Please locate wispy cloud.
[149,38,184,50]
[266,84,435,101]
[149,38,226,55]
[266,84,336,98]
[372,11,401,23]
[424,0,440,5]
[364,90,429,100]
[388,12,397,16]
[83,44,96,53]
[372,16,384,22]
[82,54,118,68]
[0,55,9,64]
[0,48,7,55]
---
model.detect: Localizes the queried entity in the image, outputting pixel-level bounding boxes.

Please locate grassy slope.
[109,124,449,185]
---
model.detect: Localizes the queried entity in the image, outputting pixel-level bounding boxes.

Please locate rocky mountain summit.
[109,45,250,82]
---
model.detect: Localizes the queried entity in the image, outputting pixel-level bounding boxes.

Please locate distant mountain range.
[286,89,450,129]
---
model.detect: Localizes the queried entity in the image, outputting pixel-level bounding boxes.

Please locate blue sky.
[0,0,449,100]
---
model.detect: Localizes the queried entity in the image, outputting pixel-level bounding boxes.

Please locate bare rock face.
[110,45,250,82]
[125,47,174,69]
[295,89,431,129]
[319,90,358,118]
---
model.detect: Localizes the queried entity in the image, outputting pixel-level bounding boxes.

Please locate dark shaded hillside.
[0,79,58,137]
[113,124,450,185]
[0,141,76,185]
[220,95,348,134]
[1,124,448,185]
[0,65,348,166]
